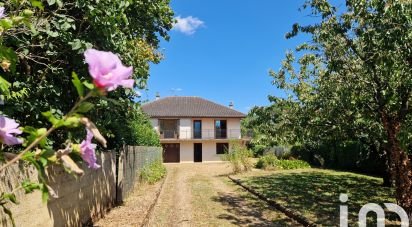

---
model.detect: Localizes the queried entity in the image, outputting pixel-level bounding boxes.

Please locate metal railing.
[159,129,247,140]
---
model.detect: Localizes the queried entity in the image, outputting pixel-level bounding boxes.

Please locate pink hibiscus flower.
[0,115,22,145]
[80,128,100,169]
[84,49,134,91]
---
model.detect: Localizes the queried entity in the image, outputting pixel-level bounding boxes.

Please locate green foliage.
[223,141,253,173]
[275,159,311,170]
[290,141,387,176]
[255,153,278,170]
[256,153,310,170]
[112,108,160,147]
[0,0,174,149]
[139,158,166,184]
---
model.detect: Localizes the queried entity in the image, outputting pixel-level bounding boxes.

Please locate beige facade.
[150,117,243,162]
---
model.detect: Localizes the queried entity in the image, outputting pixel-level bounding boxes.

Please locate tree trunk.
[382,115,412,222]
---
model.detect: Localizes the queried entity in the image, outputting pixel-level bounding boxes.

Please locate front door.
[162,143,180,163]
[194,143,202,162]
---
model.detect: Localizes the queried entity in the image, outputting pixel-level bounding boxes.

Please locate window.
[216,143,229,154]
[193,120,202,139]
[215,120,227,139]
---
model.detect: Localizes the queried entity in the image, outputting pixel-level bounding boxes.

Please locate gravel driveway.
[147,163,297,226]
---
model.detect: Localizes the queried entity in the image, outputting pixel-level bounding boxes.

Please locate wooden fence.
[0,145,162,227]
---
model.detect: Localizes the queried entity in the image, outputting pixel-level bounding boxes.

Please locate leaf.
[30,0,44,10]
[21,180,42,194]
[2,193,17,204]
[47,0,56,5]
[41,184,49,203]
[76,102,94,113]
[71,72,84,97]
[0,76,11,95]
[70,39,82,50]
[63,116,80,128]
[83,81,95,90]
[0,46,18,73]
[42,111,61,126]
[0,19,13,29]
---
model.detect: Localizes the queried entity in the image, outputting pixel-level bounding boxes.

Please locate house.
[141,96,247,163]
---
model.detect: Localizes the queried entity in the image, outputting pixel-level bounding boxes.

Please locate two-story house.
[141,96,246,163]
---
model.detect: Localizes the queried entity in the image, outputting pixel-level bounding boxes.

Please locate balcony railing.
[159,129,248,140]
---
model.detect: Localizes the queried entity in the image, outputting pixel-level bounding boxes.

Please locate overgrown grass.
[256,154,311,170]
[240,169,397,226]
[222,141,253,173]
[140,159,166,184]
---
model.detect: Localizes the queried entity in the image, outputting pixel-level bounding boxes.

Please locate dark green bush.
[140,159,166,184]
[290,141,387,176]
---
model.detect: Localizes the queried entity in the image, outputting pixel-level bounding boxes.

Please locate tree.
[271,0,412,217]
[0,0,174,148]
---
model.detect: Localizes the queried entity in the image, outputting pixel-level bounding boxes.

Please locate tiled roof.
[141,96,245,118]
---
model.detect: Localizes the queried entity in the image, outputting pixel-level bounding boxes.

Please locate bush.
[140,159,166,184]
[256,153,278,170]
[223,141,254,173]
[256,154,311,170]
[275,159,311,170]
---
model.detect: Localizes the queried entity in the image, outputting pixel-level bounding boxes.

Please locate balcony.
[159,129,249,140]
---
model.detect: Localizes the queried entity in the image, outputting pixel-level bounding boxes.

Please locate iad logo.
[339,194,409,227]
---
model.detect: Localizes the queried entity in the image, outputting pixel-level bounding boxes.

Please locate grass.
[239,169,398,226]
[139,159,166,184]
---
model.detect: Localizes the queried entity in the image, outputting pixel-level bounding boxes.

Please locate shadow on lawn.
[212,189,297,226]
[243,170,397,226]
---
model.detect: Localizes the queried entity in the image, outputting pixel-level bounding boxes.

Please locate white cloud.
[173,16,204,35]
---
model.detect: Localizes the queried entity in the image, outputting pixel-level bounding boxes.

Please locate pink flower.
[0,7,5,19]
[80,129,100,169]
[0,115,22,145]
[84,49,134,91]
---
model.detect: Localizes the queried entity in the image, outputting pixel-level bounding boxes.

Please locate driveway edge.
[141,174,167,227]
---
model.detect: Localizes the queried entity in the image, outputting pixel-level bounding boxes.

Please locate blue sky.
[140,0,319,113]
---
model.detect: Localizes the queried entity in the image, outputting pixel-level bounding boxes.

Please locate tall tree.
[0,0,174,148]
[272,0,412,218]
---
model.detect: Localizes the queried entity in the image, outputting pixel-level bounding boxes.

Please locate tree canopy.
[0,0,173,148]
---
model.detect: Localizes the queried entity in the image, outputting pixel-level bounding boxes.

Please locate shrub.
[223,141,254,173]
[256,153,278,170]
[256,154,311,170]
[140,159,166,184]
[275,159,311,170]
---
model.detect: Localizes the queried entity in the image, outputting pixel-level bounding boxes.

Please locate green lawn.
[239,169,398,226]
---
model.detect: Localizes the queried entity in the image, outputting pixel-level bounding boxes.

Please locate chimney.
[155,92,160,100]
[229,101,234,109]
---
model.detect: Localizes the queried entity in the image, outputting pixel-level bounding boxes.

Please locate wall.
[178,141,228,162]
[227,118,241,139]
[0,146,162,227]
[180,141,194,162]
[202,141,228,162]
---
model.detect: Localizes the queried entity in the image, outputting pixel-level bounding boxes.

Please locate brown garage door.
[162,143,180,163]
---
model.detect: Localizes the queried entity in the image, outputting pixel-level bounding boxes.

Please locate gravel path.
[94,180,163,227]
